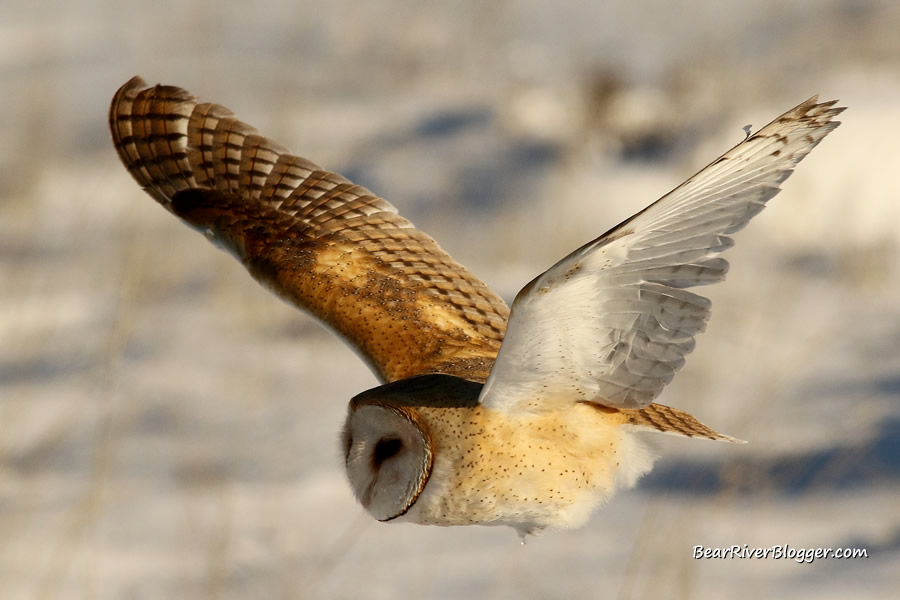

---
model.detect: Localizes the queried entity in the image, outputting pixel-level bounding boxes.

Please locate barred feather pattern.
[110,76,508,383]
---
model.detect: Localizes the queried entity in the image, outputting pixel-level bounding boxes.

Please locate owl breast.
[400,403,656,534]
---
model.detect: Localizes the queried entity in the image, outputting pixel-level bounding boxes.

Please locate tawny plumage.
[110,77,843,536]
[109,77,507,383]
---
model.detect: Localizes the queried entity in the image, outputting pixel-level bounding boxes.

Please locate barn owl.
[109,77,842,536]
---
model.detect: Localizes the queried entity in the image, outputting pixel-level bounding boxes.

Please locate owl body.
[405,402,655,534]
[344,374,655,535]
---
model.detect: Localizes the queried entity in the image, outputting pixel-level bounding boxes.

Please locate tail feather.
[623,403,745,443]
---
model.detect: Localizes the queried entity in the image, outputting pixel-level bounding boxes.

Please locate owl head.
[341,375,481,521]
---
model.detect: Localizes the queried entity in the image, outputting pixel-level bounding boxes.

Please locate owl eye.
[373,437,402,467]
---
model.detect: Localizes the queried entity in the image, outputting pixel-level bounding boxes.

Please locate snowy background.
[1,1,898,598]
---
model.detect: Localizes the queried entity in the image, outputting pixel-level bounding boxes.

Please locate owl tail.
[622,403,745,443]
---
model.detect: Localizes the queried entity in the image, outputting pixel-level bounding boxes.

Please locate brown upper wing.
[109,76,509,383]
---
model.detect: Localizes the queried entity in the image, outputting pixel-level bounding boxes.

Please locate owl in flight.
[110,77,842,536]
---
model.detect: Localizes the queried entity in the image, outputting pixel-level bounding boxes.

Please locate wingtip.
[797,95,847,127]
[737,94,845,154]
[123,74,148,90]
[111,76,198,110]
[111,76,150,107]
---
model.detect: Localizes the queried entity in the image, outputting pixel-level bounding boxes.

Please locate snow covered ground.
[1,1,898,598]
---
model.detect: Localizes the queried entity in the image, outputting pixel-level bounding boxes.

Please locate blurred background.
[1,0,898,598]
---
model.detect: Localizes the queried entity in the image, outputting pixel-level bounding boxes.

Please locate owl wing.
[110,76,509,383]
[479,96,843,413]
